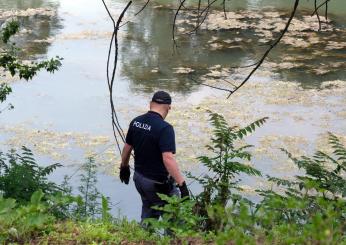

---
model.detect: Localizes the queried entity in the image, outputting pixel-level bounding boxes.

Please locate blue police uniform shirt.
[125,111,176,182]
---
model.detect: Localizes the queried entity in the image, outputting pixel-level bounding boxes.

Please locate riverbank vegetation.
[1,112,345,244]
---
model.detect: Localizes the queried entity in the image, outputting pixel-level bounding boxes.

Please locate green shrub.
[59,157,111,221]
[0,19,19,44]
[0,147,62,204]
[258,132,346,228]
[72,157,103,220]
[145,194,203,237]
[188,112,266,231]
[0,190,55,243]
[211,131,346,244]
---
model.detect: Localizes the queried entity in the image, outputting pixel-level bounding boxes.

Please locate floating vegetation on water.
[58,31,114,40]
[0,76,345,178]
[171,8,346,79]
[183,10,335,34]
[0,8,56,19]
[0,125,112,165]
[173,67,195,74]
[325,41,346,50]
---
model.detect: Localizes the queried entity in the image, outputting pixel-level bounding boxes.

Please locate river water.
[0,0,345,220]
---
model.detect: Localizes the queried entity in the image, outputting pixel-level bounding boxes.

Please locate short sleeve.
[125,122,133,145]
[159,125,176,154]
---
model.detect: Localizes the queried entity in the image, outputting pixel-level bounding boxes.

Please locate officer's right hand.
[178,181,190,199]
[119,165,130,184]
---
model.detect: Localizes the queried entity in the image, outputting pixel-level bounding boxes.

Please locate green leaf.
[0,197,16,215]
[30,190,44,206]
[1,20,19,44]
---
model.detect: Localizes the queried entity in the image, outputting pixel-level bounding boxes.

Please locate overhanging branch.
[102,1,132,154]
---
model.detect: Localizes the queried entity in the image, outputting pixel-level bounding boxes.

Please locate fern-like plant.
[258,132,346,227]
[0,147,62,204]
[189,111,267,231]
[74,157,102,219]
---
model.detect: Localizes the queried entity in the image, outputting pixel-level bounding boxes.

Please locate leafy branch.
[0,19,62,111]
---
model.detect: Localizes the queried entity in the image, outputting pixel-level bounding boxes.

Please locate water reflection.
[121,2,345,93]
[0,0,57,10]
[0,0,61,59]
[121,7,250,94]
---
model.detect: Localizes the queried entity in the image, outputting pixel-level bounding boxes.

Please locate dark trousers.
[133,172,179,222]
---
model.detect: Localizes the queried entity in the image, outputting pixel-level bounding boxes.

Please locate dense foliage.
[189,112,266,231]
[0,112,345,244]
[0,190,159,244]
[0,190,55,243]
[0,151,160,244]
[0,147,62,203]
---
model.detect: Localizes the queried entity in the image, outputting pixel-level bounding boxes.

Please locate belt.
[134,171,170,184]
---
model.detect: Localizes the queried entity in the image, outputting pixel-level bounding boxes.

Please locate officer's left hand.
[178,181,190,199]
[120,165,130,184]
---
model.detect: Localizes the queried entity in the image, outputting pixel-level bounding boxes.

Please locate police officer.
[119,91,189,222]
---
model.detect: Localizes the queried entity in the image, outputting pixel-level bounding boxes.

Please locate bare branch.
[222,0,227,20]
[135,0,151,16]
[227,0,300,98]
[196,0,202,30]
[102,1,133,154]
[172,0,187,50]
[220,78,237,88]
[186,0,219,34]
[229,61,260,69]
[0,104,12,114]
[189,76,232,93]
[314,0,322,31]
[311,0,331,16]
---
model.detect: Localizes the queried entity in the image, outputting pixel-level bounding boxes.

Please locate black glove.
[178,181,189,199]
[155,182,172,195]
[119,165,130,184]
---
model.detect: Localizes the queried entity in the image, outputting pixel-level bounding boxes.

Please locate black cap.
[151,91,172,105]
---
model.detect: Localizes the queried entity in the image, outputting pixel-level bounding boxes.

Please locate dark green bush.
[188,112,267,231]
[0,190,56,243]
[145,194,203,237]
[0,146,62,204]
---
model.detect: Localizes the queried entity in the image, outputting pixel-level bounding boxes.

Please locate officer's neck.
[149,109,165,120]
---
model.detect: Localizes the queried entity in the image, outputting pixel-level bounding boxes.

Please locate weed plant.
[0,147,62,203]
[0,190,56,243]
[188,112,267,231]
